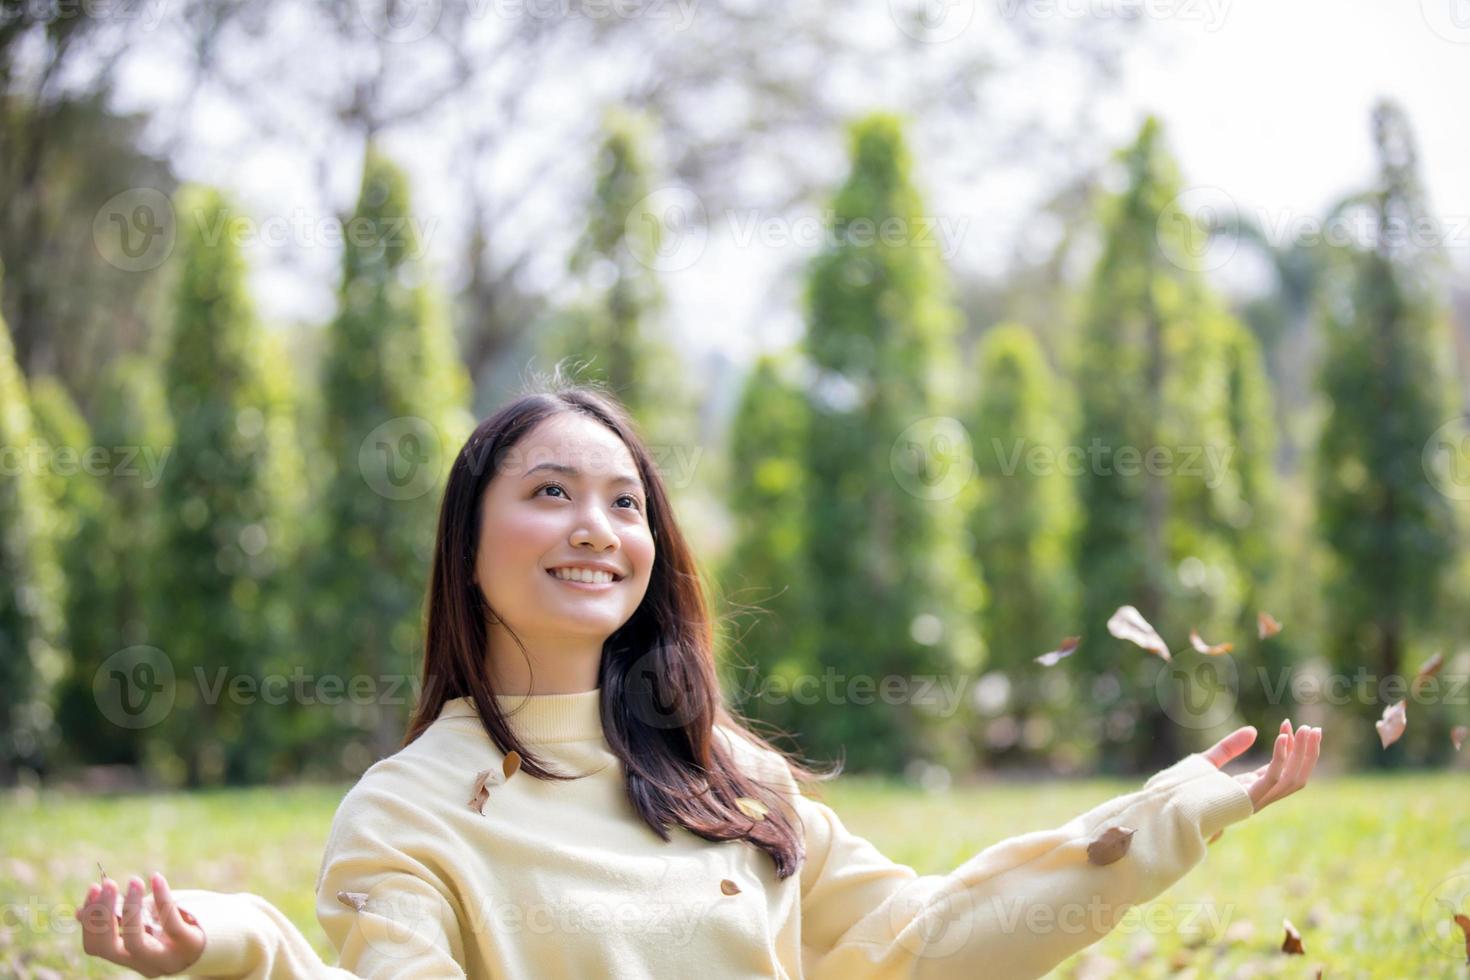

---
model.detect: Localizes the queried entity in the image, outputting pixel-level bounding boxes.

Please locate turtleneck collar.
[437,687,605,743]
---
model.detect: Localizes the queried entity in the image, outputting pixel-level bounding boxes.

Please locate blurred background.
[3,0,1470,795]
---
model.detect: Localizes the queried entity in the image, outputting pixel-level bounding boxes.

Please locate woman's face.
[473,412,655,644]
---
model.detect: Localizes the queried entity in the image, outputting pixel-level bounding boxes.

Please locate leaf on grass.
[337,891,369,912]
[735,797,769,821]
[1085,825,1136,866]
[1035,636,1081,667]
[1107,606,1170,662]
[1257,610,1282,639]
[1453,725,1467,751]
[1411,652,1445,698]
[1453,913,1470,965]
[502,750,522,781]
[1375,699,1407,749]
[1281,918,1304,955]
[720,879,741,896]
[1188,629,1233,655]
[469,768,499,814]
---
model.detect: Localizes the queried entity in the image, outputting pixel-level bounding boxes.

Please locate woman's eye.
[617,494,643,511]
[534,483,641,511]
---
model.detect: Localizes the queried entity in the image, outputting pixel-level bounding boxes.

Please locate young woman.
[76,380,1320,979]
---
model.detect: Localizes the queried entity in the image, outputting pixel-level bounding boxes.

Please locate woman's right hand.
[76,871,205,977]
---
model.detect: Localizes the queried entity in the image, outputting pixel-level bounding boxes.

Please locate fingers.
[1255,721,1321,810]
[120,875,162,959]
[79,877,128,964]
[1202,725,1256,768]
[152,872,195,942]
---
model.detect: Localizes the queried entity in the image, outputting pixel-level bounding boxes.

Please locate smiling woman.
[74,373,1319,980]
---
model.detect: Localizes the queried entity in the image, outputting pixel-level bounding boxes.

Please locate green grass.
[4,773,1467,977]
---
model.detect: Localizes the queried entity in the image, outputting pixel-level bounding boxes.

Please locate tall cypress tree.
[155,185,304,786]
[716,350,817,747]
[0,264,65,784]
[800,113,985,773]
[1070,118,1280,774]
[967,323,1080,766]
[316,146,474,765]
[1314,100,1461,767]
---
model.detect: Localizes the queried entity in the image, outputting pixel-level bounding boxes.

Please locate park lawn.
[3,771,1467,978]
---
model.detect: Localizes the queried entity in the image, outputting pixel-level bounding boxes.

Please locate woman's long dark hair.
[402,367,837,880]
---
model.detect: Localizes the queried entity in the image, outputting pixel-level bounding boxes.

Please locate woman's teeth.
[549,568,616,584]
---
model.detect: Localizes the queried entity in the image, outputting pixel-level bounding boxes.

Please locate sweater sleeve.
[795,752,1254,980]
[171,785,469,979]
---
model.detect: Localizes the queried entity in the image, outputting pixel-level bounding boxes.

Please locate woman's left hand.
[1201,720,1321,813]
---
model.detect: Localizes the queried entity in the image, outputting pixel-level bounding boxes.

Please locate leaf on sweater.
[503,750,522,781]
[337,891,369,912]
[1107,606,1170,661]
[1375,699,1407,749]
[1453,725,1467,751]
[735,797,769,821]
[720,879,741,896]
[1281,918,1304,954]
[1411,652,1444,697]
[1453,913,1470,965]
[1187,629,1233,655]
[1257,610,1282,639]
[1035,636,1081,667]
[1085,825,1135,865]
[469,768,499,814]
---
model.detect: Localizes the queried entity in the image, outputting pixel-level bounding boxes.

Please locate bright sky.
[106,0,1470,370]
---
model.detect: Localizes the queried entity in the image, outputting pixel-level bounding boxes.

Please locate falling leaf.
[720,879,741,896]
[1453,913,1470,965]
[735,797,769,821]
[469,767,499,814]
[337,891,369,911]
[1257,610,1282,639]
[1086,825,1136,866]
[1411,652,1445,698]
[1188,629,1234,655]
[1035,636,1081,667]
[502,750,522,781]
[1206,829,1224,845]
[1281,918,1304,955]
[1375,700,1407,749]
[1453,726,1467,751]
[1107,606,1170,662]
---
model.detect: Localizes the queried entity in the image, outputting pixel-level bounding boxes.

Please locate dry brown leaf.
[502,750,522,781]
[469,767,499,814]
[1107,606,1170,662]
[1452,725,1468,751]
[1188,628,1234,655]
[735,797,769,821]
[1374,699,1407,749]
[1281,918,1304,955]
[1086,825,1136,866]
[1411,652,1445,698]
[1453,912,1470,965]
[337,891,369,911]
[1206,829,1224,845]
[720,879,741,896]
[1257,610,1282,639]
[1035,636,1081,667]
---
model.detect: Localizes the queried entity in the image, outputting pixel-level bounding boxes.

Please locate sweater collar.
[437,687,604,743]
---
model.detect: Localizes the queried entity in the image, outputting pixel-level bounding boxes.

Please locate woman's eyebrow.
[523,461,643,489]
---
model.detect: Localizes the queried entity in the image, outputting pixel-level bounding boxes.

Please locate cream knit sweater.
[173,687,1254,979]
